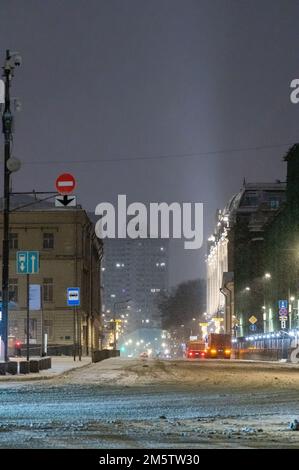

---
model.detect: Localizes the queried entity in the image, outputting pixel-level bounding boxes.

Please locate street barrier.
[39,357,52,370]
[19,361,30,374]
[1,358,52,376]
[29,357,52,373]
[7,361,18,375]
[0,363,7,375]
[92,349,120,363]
[29,360,40,373]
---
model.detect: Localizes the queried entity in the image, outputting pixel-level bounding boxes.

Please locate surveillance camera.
[5,52,22,70]
[11,53,22,67]
[13,98,22,112]
[7,156,21,173]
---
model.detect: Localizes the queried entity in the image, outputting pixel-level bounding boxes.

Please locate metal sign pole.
[73,306,76,361]
[40,285,44,357]
[26,273,30,361]
[1,51,12,362]
[78,308,82,361]
[68,288,80,360]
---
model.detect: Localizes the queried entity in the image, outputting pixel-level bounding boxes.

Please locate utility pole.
[1,51,21,362]
[26,274,30,361]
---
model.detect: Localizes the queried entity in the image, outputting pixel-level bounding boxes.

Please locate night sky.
[1,0,299,286]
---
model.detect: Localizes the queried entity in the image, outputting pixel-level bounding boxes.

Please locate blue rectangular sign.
[278,300,288,310]
[67,287,80,307]
[16,251,39,274]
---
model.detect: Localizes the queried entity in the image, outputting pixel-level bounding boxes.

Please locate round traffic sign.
[55,173,76,195]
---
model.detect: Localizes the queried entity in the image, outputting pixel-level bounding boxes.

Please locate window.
[9,233,18,250]
[9,320,19,336]
[24,318,37,341]
[9,278,18,302]
[44,319,54,340]
[43,232,54,249]
[242,192,259,207]
[43,278,53,302]
[269,197,280,209]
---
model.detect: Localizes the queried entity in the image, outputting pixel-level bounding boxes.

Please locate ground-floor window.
[9,319,19,337]
[9,278,18,302]
[24,318,37,342]
[44,319,54,341]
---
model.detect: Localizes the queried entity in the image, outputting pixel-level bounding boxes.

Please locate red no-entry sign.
[55,173,76,195]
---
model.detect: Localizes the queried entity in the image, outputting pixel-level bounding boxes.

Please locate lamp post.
[1,50,22,362]
[263,273,271,333]
[289,295,295,330]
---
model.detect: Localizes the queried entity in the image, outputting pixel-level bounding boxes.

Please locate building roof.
[284,143,299,161]
[223,181,286,218]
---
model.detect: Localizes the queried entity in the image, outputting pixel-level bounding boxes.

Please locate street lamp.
[289,296,296,329]
[1,50,22,362]
[262,272,272,332]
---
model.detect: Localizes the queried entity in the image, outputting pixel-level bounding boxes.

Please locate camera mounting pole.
[1,49,21,362]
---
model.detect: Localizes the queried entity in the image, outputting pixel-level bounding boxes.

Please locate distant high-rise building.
[102,238,169,329]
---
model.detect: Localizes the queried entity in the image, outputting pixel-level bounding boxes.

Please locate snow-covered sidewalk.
[0,356,91,382]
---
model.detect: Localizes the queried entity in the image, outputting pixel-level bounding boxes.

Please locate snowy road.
[1,358,299,448]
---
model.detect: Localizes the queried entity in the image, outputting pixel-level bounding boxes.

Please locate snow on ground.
[57,357,299,391]
[1,358,299,448]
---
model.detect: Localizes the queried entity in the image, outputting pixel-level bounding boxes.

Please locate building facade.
[0,195,103,356]
[207,181,286,336]
[262,145,299,333]
[102,238,169,330]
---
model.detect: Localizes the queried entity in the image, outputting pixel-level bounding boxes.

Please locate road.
[1,358,299,448]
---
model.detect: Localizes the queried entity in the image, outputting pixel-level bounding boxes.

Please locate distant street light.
[262,273,272,333]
